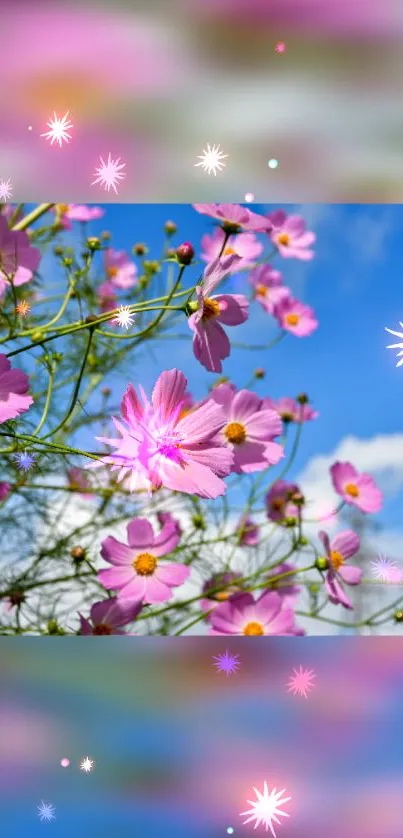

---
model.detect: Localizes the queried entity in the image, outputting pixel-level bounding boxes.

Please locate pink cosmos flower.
[237,515,260,546]
[210,385,283,473]
[104,248,137,290]
[273,296,318,337]
[0,354,34,424]
[266,480,301,523]
[188,256,249,373]
[330,461,383,514]
[248,264,290,314]
[200,227,263,270]
[267,210,316,260]
[319,529,362,609]
[156,510,182,536]
[0,481,11,501]
[0,215,41,297]
[67,467,93,499]
[95,369,234,498]
[266,562,300,605]
[264,396,318,423]
[99,517,189,605]
[193,203,272,232]
[54,204,104,229]
[208,591,303,635]
[79,597,142,635]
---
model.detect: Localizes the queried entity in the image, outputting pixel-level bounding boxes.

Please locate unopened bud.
[71,546,86,562]
[176,242,194,265]
[164,220,177,236]
[315,556,329,572]
[297,393,309,404]
[86,236,101,251]
[254,368,265,379]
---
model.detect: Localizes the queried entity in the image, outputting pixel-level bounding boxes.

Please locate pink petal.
[151,369,187,420]
[100,536,134,566]
[152,523,180,557]
[339,565,363,585]
[331,530,360,559]
[156,562,190,586]
[98,565,134,590]
[143,575,173,604]
[216,293,249,326]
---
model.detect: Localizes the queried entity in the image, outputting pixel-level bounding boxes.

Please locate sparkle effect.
[13,451,35,472]
[37,801,56,823]
[213,650,241,676]
[385,322,403,367]
[371,554,403,584]
[275,42,286,53]
[113,305,136,329]
[268,159,279,169]
[92,153,126,194]
[41,111,73,146]
[0,177,12,202]
[195,143,228,176]
[240,783,290,837]
[286,665,316,698]
[15,300,31,317]
[245,192,255,203]
[80,756,94,772]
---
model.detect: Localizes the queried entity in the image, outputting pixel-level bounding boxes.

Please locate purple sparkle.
[13,451,36,472]
[212,650,241,676]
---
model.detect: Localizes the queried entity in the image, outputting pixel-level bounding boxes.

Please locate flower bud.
[315,556,329,571]
[192,513,206,530]
[8,590,26,607]
[101,230,111,241]
[164,220,177,236]
[394,609,403,623]
[86,236,101,251]
[53,245,64,256]
[254,368,265,379]
[297,393,309,404]
[176,242,194,265]
[133,243,147,256]
[71,546,86,562]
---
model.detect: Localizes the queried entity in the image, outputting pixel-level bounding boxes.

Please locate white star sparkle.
[371,554,403,583]
[41,111,73,146]
[240,782,290,836]
[0,177,12,202]
[92,153,126,194]
[195,143,228,176]
[385,322,403,367]
[37,801,56,822]
[113,305,136,329]
[80,756,94,772]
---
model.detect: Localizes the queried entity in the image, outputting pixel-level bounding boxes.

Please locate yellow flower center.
[225,422,246,444]
[107,266,118,278]
[255,283,268,297]
[271,498,285,511]
[223,246,236,255]
[133,552,157,575]
[243,621,264,636]
[93,623,113,635]
[57,203,69,214]
[285,313,300,326]
[345,482,359,498]
[277,233,290,246]
[202,297,221,319]
[216,591,230,601]
[330,550,344,570]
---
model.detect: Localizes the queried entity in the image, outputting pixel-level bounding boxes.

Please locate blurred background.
[1,637,403,836]
[2,0,403,201]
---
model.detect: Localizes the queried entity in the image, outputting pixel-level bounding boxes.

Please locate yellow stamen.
[107,266,118,278]
[277,233,290,246]
[243,621,264,636]
[256,283,268,297]
[330,550,344,570]
[225,422,246,444]
[223,246,236,255]
[285,313,300,326]
[202,297,221,319]
[133,552,157,575]
[345,483,359,498]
